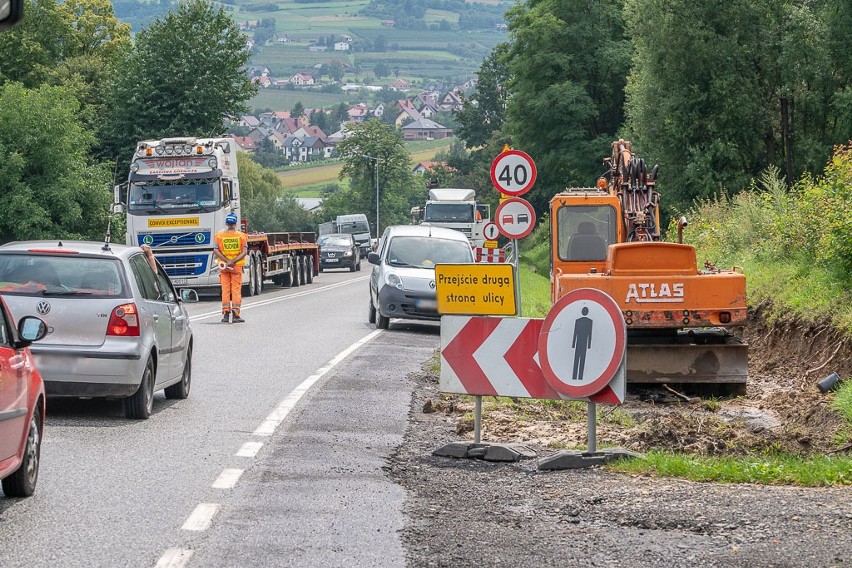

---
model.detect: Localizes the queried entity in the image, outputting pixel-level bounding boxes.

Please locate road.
[0,267,439,567]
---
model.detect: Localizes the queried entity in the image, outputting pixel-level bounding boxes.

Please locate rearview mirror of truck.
[0,0,23,30]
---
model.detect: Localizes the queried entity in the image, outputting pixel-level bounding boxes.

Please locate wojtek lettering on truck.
[625,282,684,303]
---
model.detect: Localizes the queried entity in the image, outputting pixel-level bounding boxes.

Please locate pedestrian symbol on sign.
[572,307,593,381]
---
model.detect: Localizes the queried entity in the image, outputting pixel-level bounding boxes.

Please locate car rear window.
[0,254,128,298]
[386,236,473,268]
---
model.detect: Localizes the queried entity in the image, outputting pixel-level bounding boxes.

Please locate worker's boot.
[232,314,245,323]
[221,312,231,323]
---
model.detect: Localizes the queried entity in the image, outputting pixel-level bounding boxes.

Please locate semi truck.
[114,136,318,296]
[411,188,490,247]
[550,139,748,393]
[318,213,372,256]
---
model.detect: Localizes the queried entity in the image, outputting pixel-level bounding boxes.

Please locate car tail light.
[107,303,140,336]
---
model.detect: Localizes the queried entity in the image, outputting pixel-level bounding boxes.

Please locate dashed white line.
[236,441,263,457]
[212,468,244,489]
[181,503,221,531]
[155,548,194,568]
[253,329,383,436]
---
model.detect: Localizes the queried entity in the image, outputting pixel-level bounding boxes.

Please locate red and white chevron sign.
[440,315,624,404]
[474,246,506,263]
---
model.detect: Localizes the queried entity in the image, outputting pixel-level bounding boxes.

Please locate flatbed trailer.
[243,231,319,296]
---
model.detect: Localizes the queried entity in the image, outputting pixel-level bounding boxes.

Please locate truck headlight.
[207,157,217,169]
[385,272,404,290]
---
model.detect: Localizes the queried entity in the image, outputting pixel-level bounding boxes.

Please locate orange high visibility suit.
[213,229,248,317]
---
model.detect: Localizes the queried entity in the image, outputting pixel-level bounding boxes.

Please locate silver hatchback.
[0,241,196,419]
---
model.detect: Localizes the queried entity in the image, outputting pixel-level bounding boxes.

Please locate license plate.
[415,298,437,310]
[325,258,339,263]
[172,278,188,285]
[33,354,76,373]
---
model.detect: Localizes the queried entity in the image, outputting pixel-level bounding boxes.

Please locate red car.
[0,296,47,497]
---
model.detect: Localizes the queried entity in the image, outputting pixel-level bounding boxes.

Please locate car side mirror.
[0,0,23,30]
[179,289,199,303]
[367,252,380,265]
[17,316,47,345]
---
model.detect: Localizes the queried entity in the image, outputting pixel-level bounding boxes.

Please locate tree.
[454,44,509,149]
[311,110,331,134]
[0,83,112,242]
[331,103,349,132]
[100,0,256,164]
[502,0,631,213]
[374,62,390,79]
[624,0,850,214]
[328,60,346,83]
[291,101,305,120]
[0,0,131,134]
[333,120,419,236]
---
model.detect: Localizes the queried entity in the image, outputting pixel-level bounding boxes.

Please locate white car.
[367,225,475,329]
[0,241,197,419]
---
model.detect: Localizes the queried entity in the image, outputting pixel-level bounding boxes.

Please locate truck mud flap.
[626,331,748,386]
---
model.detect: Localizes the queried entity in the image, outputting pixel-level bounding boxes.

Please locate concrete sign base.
[433,442,537,462]
[538,447,642,470]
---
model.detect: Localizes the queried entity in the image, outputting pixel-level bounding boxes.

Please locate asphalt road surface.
[0,267,438,567]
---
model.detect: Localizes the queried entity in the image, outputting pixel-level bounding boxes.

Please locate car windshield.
[386,236,473,268]
[128,180,220,212]
[0,254,127,298]
[319,235,351,247]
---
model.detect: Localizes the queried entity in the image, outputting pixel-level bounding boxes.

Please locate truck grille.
[158,255,209,277]
[137,231,211,247]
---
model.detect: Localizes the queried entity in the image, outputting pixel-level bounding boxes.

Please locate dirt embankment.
[435,302,852,456]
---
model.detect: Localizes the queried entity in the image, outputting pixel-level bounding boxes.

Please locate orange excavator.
[549,139,748,392]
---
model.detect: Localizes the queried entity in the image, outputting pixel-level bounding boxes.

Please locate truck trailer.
[115,136,318,296]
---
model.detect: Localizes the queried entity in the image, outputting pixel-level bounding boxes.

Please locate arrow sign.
[441,315,625,404]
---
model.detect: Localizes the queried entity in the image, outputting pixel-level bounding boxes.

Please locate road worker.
[213,213,248,323]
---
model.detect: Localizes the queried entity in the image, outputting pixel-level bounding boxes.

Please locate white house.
[334,42,350,51]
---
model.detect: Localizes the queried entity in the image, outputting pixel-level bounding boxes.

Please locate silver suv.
[0,241,197,419]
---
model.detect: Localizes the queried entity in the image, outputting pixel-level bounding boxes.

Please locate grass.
[608,451,851,486]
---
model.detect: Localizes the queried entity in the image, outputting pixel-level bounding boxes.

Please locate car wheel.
[368,294,376,324]
[254,253,264,294]
[124,357,154,419]
[349,261,356,272]
[376,309,389,330]
[165,345,191,400]
[305,256,314,283]
[1,404,42,497]
[356,259,361,272]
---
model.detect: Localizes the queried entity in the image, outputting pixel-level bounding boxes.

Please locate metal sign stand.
[587,402,597,453]
[473,395,482,443]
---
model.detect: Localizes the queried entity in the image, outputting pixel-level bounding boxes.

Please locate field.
[279,138,454,196]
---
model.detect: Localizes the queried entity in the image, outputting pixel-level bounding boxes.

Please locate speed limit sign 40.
[490,149,537,196]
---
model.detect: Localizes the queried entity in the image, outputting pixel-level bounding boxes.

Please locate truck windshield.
[557,205,617,261]
[128,180,221,213]
[424,204,474,223]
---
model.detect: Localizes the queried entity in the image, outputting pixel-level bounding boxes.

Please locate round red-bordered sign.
[482,222,499,241]
[495,198,536,239]
[538,288,626,399]
[490,150,537,196]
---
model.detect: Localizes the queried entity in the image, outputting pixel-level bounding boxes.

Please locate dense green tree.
[624,0,851,214]
[0,83,112,242]
[328,60,346,83]
[311,110,331,134]
[0,0,131,133]
[332,120,419,236]
[454,44,509,149]
[100,0,256,165]
[331,103,349,132]
[374,62,390,79]
[502,0,631,213]
[291,101,305,119]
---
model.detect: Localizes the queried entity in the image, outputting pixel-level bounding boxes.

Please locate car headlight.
[343,250,353,257]
[385,271,404,290]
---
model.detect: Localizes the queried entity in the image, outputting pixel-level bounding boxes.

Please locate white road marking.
[236,441,263,457]
[212,468,244,489]
[155,549,194,568]
[181,503,221,531]
[253,329,383,436]
[190,276,369,322]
